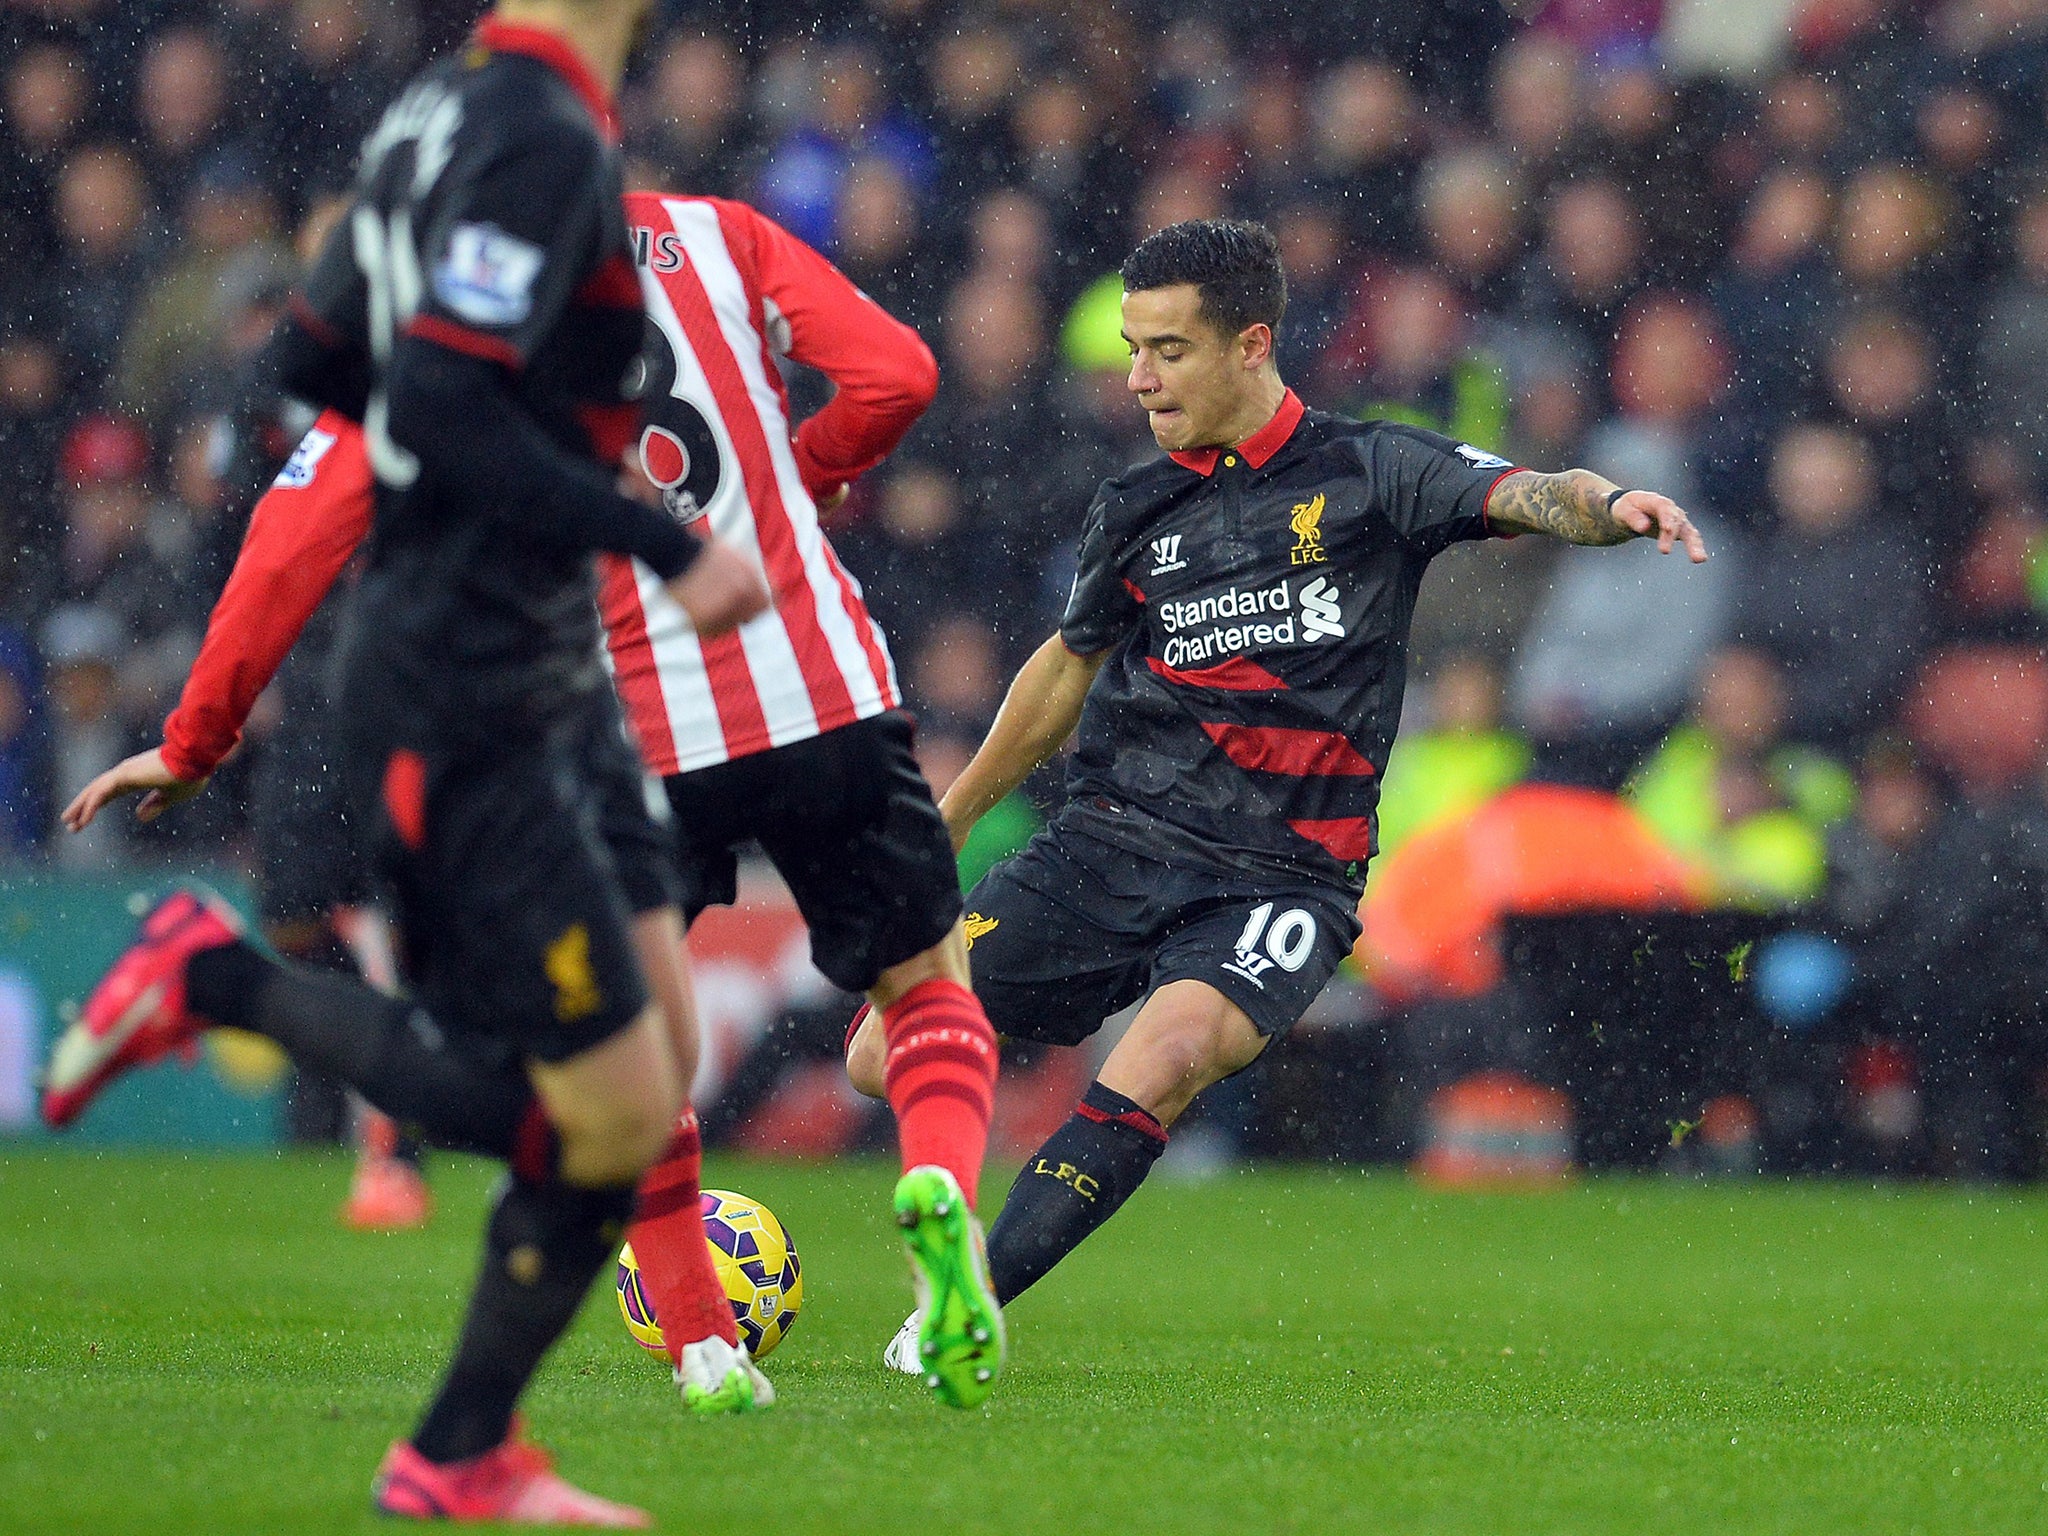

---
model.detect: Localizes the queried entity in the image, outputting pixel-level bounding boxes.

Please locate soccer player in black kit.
[848,219,1708,1365]
[43,0,768,1523]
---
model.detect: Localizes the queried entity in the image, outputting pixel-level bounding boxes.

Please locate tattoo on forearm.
[1488,470,1630,546]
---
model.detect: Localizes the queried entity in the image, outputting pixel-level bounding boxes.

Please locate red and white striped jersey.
[599,193,939,775]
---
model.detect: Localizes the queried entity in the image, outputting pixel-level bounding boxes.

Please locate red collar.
[1167,389,1306,476]
[472,17,619,144]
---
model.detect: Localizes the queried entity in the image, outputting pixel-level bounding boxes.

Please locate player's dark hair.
[1120,219,1287,339]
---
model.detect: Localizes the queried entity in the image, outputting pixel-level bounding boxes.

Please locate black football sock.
[186,941,537,1161]
[984,1081,1168,1304]
[412,1177,637,1464]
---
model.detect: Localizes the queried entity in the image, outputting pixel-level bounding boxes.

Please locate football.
[615,1189,803,1361]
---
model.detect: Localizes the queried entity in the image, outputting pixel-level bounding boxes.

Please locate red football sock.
[628,1107,737,1356]
[882,977,999,1207]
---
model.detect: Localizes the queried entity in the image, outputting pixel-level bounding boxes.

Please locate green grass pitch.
[4,1150,2046,1534]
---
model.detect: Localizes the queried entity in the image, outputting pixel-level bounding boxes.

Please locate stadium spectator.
[37,143,154,394]
[1508,408,1737,784]
[40,601,127,870]
[1488,33,1588,192]
[1374,652,1532,860]
[1514,175,1647,370]
[1754,68,1854,174]
[1011,71,1134,282]
[1914,81,2009,286]
[0,621,50,857]
[924,26,1023,257]
[132,24,235,212]
[1330,265,1512,448]
[0,318,70,618]
[903,615,1005,743]
[49,413,207,731]
[1972,181,2048,476]
[835,462,1010,664]
[1414,146,1523,311]
[963,187,1054,296]
[1819,308,1960,563]
[1304,58,1421,255]
[1584,292,1733,532]
[263,0,399,212]
[757,40,929,251]
[1740,422,1927,746]
[1268,202,1349,381]
[117,160,287,425]
[1582,61,1726,287]
[1624,645,1853,909]
[1831,162,1960,322]
[1820,743,2048,1179]
[914,271,1064,632]
[0,41,90,270]
[1709,166,1839,515]
[629,31,748,200]
[833,155,933,334]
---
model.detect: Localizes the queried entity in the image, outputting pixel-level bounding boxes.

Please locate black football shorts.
[582,692,679,920]
[348,688,656,1063]
[963,808,1361,1045]
[662,710,962,995]
[252,713,374,925]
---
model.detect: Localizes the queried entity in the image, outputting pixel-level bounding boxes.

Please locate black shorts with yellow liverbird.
[348,686,674,1064]
[963,802,1358,1046]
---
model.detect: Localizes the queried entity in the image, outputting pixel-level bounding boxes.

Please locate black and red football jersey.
[283,18,684,742]
[1058,390,1522,893]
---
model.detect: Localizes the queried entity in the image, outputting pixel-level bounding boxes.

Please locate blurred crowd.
[10,0,2048,1169]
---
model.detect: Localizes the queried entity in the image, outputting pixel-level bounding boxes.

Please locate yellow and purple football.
[616,1189,802,1361]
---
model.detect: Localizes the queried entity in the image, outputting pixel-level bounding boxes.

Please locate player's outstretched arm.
[66,414,376,833]
[1485,469,1708,562]
[938,634,1107,851]
[62,748,206,831]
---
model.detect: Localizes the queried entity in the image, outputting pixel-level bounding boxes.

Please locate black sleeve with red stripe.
[374,121,699,579]
[406,125,608,371]
[1355,423,1520,559]
[384,339,700,580]
[1059,480,1144,656]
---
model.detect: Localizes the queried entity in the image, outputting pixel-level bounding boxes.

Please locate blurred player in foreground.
[63,180,1007,1413]
[846,218,1708,1365]
[46,1,771,1523]
[205,190,431,1232]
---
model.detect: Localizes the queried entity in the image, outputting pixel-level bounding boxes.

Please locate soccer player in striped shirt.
[61,186,1007,1414]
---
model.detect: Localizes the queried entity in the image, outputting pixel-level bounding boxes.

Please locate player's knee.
[869,923,970,1010]
[1155,1009,1258,1078]
[1142,1026,1233,1098]
[548,1065,680,1185]
[555,1093,671,1185]
[1112,985,1268,1121]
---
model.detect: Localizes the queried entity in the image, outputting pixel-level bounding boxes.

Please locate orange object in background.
[1360,783,1705,1001]
[1413,1070,1575,1187]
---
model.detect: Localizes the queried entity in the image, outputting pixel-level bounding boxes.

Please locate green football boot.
[677,1336,775,1417]
[893,1165,1006,1409]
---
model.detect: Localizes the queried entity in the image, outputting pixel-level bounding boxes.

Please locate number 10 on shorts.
[1223,902,1317,988]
